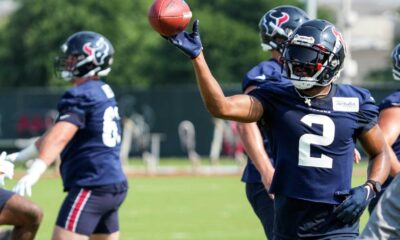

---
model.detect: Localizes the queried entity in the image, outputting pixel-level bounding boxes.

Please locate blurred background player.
[358,43,400,239]
[8,31,128,240]
[0,151,42,240]
[237,5,309,239]
[368,43,400,214]
[164,18,390,239]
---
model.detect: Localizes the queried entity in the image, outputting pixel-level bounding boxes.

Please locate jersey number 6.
[102,106,121,147]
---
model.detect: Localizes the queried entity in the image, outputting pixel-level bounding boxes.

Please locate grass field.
[4,159,371,240]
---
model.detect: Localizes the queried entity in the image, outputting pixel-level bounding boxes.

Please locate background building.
[319,0,400,85]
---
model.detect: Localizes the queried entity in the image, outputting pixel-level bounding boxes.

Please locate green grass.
[4,159,371,240]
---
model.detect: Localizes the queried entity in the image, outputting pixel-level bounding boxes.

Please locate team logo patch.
[332,97,359,112]
[274,12,289,27]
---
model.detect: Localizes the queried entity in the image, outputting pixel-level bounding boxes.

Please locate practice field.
[4,159,370,240]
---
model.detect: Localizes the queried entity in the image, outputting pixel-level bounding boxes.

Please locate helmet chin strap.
[292,80,316,90]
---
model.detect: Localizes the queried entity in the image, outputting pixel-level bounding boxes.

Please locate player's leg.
[53,186,127,240]
[52,188,97,240]
[245,182,274,239]
[89,190,127,240]
[90,231,119,240]
[52,226,89,240]
[0,189,43,240]
[359,174,400,240]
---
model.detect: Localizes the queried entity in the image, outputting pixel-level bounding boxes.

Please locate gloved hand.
[0,152,14,187]
[333,184,375,224]
[13,159,47,197]
[165,19,203,59]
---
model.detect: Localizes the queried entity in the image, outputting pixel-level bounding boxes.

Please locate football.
[148,0,192,37]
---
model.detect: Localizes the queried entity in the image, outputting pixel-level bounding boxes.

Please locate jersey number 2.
[102,106,121,147]
[299,114,335,169]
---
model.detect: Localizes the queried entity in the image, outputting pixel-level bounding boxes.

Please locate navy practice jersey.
[241,59,282,92]
[250,82,378,204]
[378,90,400,189]
[241,59,288,183]
[56,79,126,190]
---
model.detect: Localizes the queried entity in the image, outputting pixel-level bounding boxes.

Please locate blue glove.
[165,20,203,59]
[333,184,376,224]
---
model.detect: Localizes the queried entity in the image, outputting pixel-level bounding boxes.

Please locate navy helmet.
[392,43,400,81]
[282,19,346,90]
[55,31,114,81]
[259,5,310,53]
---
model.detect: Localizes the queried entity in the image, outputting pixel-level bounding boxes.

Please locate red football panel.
[148,0,192,36]
[159,0,190,18]
[160,16,191,36]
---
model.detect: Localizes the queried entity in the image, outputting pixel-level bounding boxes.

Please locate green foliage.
[367,69,393,83]
[0,0,334,88]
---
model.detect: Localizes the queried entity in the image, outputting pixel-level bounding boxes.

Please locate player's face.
[64,55,79,71]
[285,45,324,77]
[292,62,316,77]
[54,54,81,81]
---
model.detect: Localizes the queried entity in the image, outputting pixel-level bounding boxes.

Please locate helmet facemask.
[260,24,292,53]
[392,44,400,81]
[284,45,333,89]
[55,54,92,81]
[283,39,344,90]
[393,68,400,81]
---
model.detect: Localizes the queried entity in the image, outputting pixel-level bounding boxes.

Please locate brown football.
[148,0,192,37]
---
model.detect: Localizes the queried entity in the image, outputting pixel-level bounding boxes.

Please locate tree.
[0,0,155,87]
[0,0,332,88]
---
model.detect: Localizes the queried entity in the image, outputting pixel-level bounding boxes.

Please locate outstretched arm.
[192,53,264,122]
[378,107,400,175]
[166,20,264,123]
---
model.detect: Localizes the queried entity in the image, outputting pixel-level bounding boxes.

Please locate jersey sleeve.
[247,81,281,113]
[242,60,281,92]
[355,89,379,134]
[379,91,400,111]
[56,91,89,128]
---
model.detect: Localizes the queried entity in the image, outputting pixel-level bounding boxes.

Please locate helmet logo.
[266,11,290,38]
[331,27,347,52]
[82,37,110,65]
[271,12,289,28]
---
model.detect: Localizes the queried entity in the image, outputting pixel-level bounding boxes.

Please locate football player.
[0,151,42,240]
[164,19,390,238]
[8,31,128,240]
[237,5,309,239]
[358,43,400,239]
